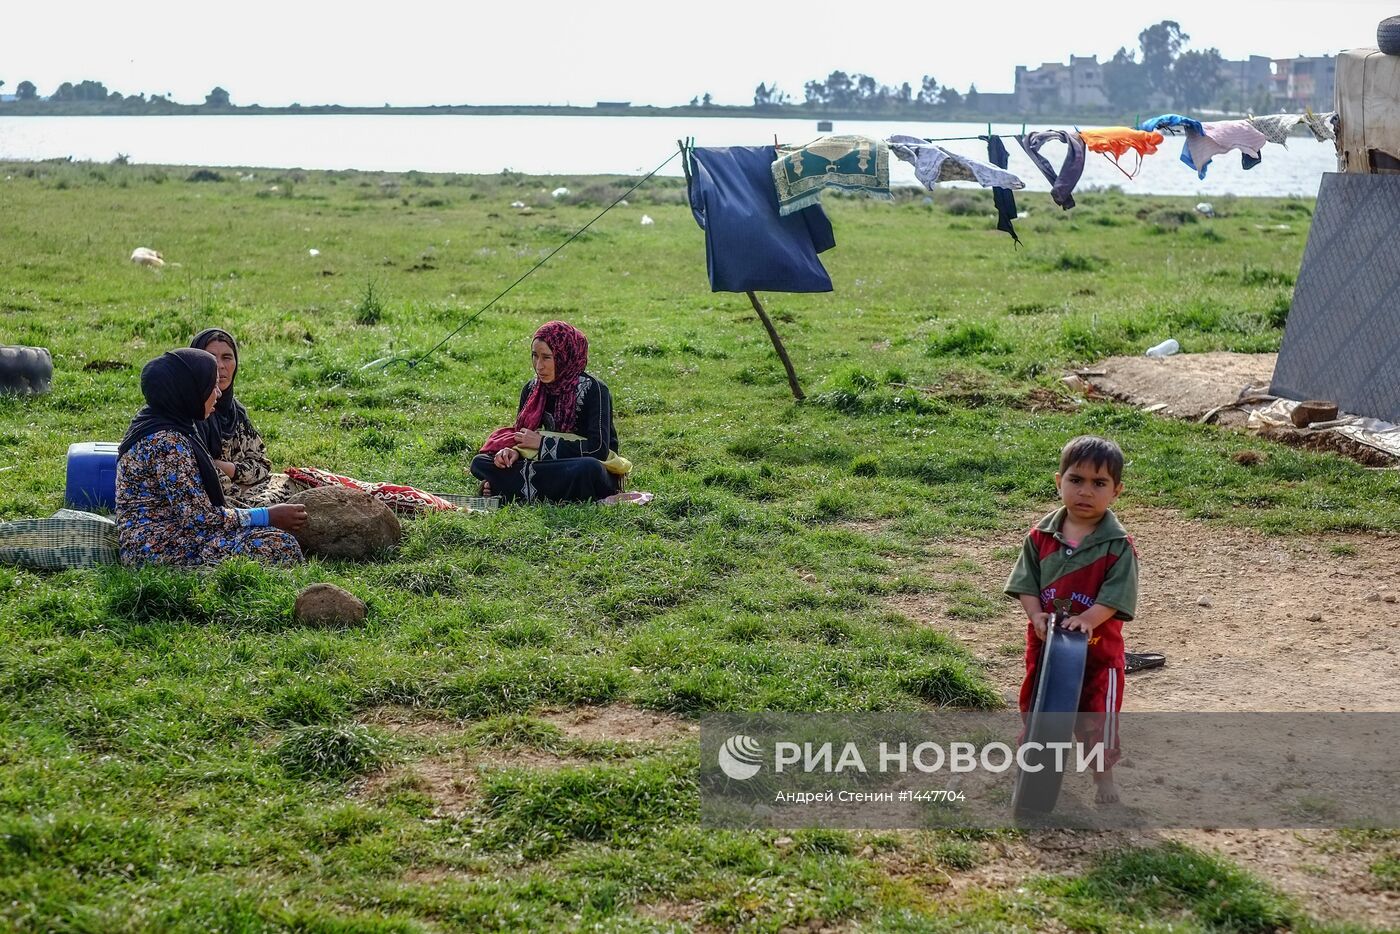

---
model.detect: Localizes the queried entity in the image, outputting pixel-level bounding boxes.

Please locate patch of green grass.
[1052,842,1298,932]
[1371,854,1400,891]
[478,756,695,858]
[275,724,396,779]
[0,162,1391,929]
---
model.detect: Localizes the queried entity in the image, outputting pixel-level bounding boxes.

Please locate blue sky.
[1,0,1393,107]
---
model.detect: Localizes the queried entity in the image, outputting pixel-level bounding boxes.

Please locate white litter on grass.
[1145,338,1180,358]
[130,247,165,268]
[640,215,654,226]
[510,200,526,208]
[618,199,629,206]
[1195,202,1215,216]
[308,248,320,257]
[551,187,570,198]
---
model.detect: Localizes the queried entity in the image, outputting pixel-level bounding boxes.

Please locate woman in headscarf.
[190,327,305,508]
[115,348,307,566]
[190,326,472,514]
[470,321,624,503]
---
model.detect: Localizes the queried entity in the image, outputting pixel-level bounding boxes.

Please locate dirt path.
[893,505,1400,712]
[888,505,1400,927]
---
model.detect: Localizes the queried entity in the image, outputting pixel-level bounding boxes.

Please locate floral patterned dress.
[116,430,303,566]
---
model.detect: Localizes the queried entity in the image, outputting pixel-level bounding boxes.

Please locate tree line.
[0,79,232,108]
[711,21,1269,115]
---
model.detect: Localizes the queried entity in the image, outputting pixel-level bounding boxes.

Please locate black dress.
[470,372,621,503]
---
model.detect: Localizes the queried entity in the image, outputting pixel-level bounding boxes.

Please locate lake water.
[0,114,1338,198]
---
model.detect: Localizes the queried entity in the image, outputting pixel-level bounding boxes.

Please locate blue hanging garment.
[980,134,1021,245]
[688,146,836,294]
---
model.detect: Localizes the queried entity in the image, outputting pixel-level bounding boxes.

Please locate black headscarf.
[119,348,226,508]
[189,327,251,458]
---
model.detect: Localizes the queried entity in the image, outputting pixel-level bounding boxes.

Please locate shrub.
[354,279,385,326]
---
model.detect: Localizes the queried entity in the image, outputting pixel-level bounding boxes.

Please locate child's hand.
[1061,614,1098,634]
[1030,612,1050,641]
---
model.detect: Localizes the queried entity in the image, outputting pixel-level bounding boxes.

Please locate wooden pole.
[746,290,804,401]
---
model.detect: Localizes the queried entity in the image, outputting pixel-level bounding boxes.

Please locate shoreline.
[0,157,1319,199]
[0,103,1232,125]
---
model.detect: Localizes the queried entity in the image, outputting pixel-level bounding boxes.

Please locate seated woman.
[116,348,307,566]
[471,321,623,503]
[190,327,304,508]
[191,326,465,514]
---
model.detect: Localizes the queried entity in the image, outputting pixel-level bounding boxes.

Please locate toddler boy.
[1005,435,1138,803]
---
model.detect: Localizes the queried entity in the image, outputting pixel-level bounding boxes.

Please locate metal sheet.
[1271,171,1400,422]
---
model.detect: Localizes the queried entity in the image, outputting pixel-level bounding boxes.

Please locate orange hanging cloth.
[1078,127,1165,179]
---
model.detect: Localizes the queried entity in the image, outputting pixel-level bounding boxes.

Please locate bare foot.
[1094,773,1121,804]
[481,481,492,495]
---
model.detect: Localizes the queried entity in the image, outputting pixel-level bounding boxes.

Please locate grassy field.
[1,159,1397,932]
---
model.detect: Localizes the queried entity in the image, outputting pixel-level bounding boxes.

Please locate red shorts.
[1020,653,1125,772]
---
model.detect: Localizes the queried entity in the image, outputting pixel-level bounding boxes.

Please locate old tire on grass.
[0,345,54,396]
[1380,16,1400,55]
[1011,625,1088,818]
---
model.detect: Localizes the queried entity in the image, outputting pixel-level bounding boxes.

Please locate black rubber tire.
[1012,625,1088,817]
[1379,16,1400,55]
[0,344,54,396]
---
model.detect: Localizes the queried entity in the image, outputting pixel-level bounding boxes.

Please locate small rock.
[1197,596,1213,607]
[295,583,367,627]
[858,845,875,858]
[1306,612,1323,622]
[1386,595,1398,604]
[1366,592,1382,602]
[774,836,794,849]
[287,486,402,559]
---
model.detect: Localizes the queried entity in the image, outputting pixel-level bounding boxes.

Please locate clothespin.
[987,123,992,139]
[1020,122,1026,137]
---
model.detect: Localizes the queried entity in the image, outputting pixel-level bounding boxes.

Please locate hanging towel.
[980,134,1021,245]
[1139,114,1267,179]
[1015,130,1085,210]
[1079,127,1165,176]
[888,136,1025,190]
[688,145,836,294]
[771,135,891,216]
[1139,113,1204,135]
[1302,110,1338,142]
[1247,113,1306,146]
[1185,120,1270,179]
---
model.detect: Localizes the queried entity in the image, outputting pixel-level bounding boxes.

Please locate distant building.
[1217,55,1274,108]
[595,101,631,109]
[1273,56,1336,110]
[1014,56,1109,112]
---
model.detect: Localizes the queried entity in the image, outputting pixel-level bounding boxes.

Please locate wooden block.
[1291,400,1339,427]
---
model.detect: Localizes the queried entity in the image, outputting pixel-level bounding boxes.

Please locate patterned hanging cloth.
[771,135,892,216]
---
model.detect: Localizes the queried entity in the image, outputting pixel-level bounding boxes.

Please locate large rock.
[295,583,368,627]
[287,486,401,559]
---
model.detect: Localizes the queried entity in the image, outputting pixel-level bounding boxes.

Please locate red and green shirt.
[1004,507,1139,668]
